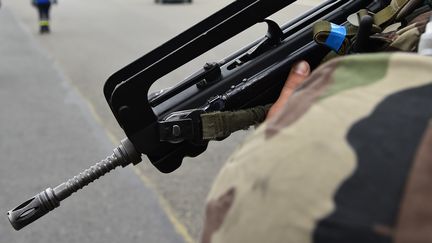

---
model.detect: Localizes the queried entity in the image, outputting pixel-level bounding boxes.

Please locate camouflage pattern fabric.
[376,10,432,52]
[200,53,432,243]
[317,4,430,59]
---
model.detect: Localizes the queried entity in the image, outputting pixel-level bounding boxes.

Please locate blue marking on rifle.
[325,23,347,52]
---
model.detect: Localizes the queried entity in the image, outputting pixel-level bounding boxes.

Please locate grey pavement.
[3,0,323,241]
[0,8,184,243]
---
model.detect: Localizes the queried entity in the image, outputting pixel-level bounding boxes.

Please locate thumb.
[266,61,310,120]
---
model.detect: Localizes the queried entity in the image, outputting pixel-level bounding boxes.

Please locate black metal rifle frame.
[104,0,389,173]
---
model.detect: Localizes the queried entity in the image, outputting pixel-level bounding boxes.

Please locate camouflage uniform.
[201,53,432,243]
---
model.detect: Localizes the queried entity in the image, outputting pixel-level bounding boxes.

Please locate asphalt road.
[2,0,322,241]
[0,7,184,243]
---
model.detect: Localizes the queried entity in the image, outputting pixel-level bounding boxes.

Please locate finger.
[266,61,310,120]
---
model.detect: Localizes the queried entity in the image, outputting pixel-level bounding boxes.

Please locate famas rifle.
[7,0,389,230]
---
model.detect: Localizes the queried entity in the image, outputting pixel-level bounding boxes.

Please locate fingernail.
[293,61,309,76]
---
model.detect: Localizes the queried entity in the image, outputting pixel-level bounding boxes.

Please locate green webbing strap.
[313,0,419,55]
[313,21,357,54]
[354,9,383,32]
[373,0,415,26]
[201,104,271,140]
[348,0,421,29]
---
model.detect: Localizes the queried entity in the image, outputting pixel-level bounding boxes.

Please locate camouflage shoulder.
[201,53,432,243]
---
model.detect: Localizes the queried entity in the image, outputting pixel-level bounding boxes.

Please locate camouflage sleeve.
[200,53,432,243]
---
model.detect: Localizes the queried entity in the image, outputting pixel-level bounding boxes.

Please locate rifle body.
[104,0,389,173]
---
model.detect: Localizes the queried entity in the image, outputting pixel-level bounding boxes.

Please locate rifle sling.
[313,0,422,54]
[313,21,357,54]
[200,105,271,140]
[374,0,421,26]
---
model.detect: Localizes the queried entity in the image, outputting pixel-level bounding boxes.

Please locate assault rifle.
[7,0,390,230]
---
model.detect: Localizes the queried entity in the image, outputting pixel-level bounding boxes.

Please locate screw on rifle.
[172,125,181,137]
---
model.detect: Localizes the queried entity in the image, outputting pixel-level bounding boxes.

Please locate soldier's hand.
[266,60,310,120]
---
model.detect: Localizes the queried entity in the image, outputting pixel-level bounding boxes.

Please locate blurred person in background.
[32,0,57,34]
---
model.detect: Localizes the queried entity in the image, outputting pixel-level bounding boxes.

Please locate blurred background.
[0,0,322,242]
